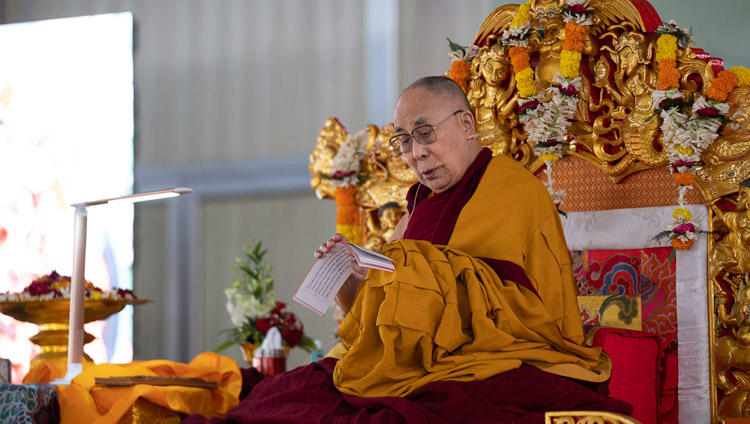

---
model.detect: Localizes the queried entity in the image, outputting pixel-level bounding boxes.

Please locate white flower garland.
[329,129,368,188]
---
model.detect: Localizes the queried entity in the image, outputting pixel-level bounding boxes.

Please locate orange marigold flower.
[707,85,729,102]
[564,22,586,42]
[562,38,584,53]
[449,61,471,91]
[671,238,694,250]
[673,173,694,186]
[510,47,530,72]
[658,64,680,90]
[335,186,358,225]
[711,70,739,94]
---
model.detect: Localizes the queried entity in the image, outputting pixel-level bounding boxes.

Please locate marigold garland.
[656,35,680,91]
[446,38,479,92]
[503,1,536,99]
[509,46,530,70]
[449,60,472,92]
[673,173,694,186]
[650,21,709,251]
[707,69,739,102]
[335,186,359,244]
[510,1,532,28]
[671,238,694,250]
[730,66,750,87]
[559,22,586,79]
[658,59,680,91]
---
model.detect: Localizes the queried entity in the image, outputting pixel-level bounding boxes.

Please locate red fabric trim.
[479,257,539,298]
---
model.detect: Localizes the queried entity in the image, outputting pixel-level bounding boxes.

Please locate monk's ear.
[460,110,475,133]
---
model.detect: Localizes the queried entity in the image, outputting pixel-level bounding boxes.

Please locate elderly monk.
[185,77,631,424]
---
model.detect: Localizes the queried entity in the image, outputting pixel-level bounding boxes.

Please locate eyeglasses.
[389,110,463,153]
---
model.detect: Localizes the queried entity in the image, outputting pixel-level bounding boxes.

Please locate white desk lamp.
[52,187,193,385]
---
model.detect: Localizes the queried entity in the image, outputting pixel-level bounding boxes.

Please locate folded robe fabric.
[24,352,241,424]
[334,240,611,397]
[183,357,631,424]
[334,149,611,397]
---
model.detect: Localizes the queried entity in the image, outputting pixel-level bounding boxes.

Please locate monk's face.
[393,87,480,194]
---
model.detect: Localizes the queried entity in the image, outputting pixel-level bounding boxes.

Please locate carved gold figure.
[363,202,404,252]
[716,274,750,396]
[528,0,599,87]
[593,31,663,175]
[711,181,750,286]
[467,44,517,156]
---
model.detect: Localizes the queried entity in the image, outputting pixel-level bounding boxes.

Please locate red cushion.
[589,327,661,424]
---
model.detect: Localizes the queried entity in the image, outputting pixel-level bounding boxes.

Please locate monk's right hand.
[314,233,368,282]
[314,233,345,258]
[315,233,368,314]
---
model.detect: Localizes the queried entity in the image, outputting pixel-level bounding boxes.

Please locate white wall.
[3,0,749,369]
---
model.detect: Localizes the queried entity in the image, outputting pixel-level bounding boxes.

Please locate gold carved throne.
[310,1,750,423]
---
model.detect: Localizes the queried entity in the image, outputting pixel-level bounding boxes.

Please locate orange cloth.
[25,352,241,424]
[333,154,610,397]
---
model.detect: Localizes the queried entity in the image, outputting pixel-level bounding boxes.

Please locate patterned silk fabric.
[572,247,678,424]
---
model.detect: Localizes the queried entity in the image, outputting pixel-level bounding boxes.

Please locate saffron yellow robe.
[333,153,610,397]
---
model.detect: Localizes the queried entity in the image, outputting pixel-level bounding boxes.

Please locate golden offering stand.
[0,298,150,367]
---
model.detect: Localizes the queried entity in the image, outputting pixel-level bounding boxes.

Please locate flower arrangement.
[502,0,536,99]
[0,270,136,302]
[447,38,479,92]
[650,20,750,250]
[218,241,315,353]
[654,207,701,250]
[514,0,593,207]
[329,129,369,245]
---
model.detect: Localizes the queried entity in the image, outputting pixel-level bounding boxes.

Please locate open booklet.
[293,242,394,316]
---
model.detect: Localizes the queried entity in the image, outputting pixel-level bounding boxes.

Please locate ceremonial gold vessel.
[0,297,150,366]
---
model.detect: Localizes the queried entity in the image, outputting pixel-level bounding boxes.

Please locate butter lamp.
[52,188,193,385]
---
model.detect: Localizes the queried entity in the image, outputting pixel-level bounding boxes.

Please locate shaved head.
[401,76,471,113]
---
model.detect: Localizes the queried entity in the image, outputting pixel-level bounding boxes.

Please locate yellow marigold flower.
[560,50,582,78]
[91,291,102,300]
[673,207,692,222]
[540,153,560,163]
[656,34,677,62]
[337,224,357,245]
[731,66,750,87]
[515,68,536,98]
[511,1,532,29]
[674,145,694,155]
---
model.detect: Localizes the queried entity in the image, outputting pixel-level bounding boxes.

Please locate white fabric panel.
[562,206,710,424]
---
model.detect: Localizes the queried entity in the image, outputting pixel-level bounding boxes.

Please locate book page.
[345,242,394,270]
[293,243,352,316]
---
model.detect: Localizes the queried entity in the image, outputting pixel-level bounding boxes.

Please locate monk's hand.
[349,261,368,282]
[314,233,346,258]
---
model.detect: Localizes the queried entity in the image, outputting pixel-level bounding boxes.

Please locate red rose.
[272,301,286,315]
[282,328,302,348]
[256,317,271,334]
[696,107,720,117]
[569,4,588,13]
[518,99,540,114]
[284,313,297,326]
[673,223,696,234]
[559,84,578,96]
